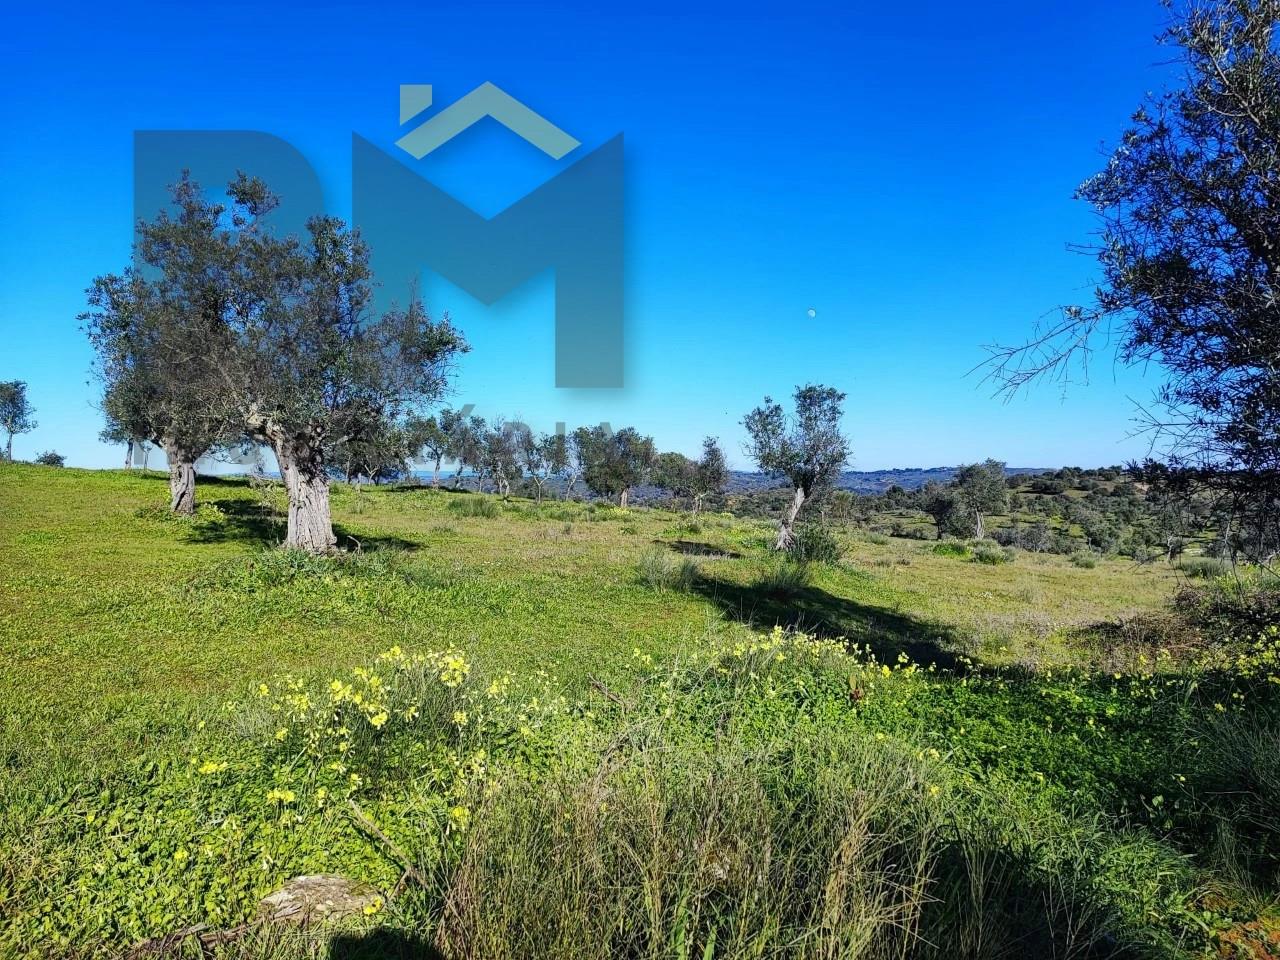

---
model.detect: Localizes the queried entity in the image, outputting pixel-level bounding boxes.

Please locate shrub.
[972,541,1015,565]
[755,558,813,596]
[1070,550,1099,569]
[931,541,971,559]
[862,531,890,546]
[447,497,502,519]
[788,524,842,565]
[636,547,699,592]
[34,450,65,467]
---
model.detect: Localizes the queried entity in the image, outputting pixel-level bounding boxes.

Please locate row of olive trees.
[82,175,853,554]
[83,173,467,552]
[407,411,730,511]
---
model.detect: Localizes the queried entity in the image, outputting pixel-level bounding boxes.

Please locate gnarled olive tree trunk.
[273,438,337,553]
[161,439,200,515]
[619,488,629,508]
[774,486,807,551]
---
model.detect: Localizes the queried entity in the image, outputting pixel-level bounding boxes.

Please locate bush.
[972,540,1015,565]
[931,541,971,559]
[636,548,699,592]
[788,524,842,565]
[34,450,65,467]
[1070,550,1099,569]
[755,558,813,596]
[447,497,502,519]
[862,531,890,546]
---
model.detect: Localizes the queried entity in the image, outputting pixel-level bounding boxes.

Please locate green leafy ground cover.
[1,464,1277,958]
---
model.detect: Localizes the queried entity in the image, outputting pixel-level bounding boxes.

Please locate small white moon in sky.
[806,307,817,319]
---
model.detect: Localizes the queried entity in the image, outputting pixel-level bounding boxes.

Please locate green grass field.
[2,463,1277,959]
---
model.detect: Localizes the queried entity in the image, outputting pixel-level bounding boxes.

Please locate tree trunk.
[973,511,986,540]
[432,458,441,488]
[5,433,11,461]
[775,486,806,551]
[162,440,198,515]
[124,440,134,469]
[168,456,197,514]
[275,440,337,554]
[619,488,629,508]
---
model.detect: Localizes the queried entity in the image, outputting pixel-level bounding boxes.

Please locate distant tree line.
[724,461,1224,563]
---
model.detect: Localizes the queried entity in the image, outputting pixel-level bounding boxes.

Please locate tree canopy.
[574,425,656,507]
[987,0,1280,561]
[743,385,849,549]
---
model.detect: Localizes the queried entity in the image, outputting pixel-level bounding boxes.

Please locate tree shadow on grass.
[662,539,744,559]
[184,498,283,548]
[333,525,422,553]
[690,570,965,669]
[327,928,443,960]
[182,497,422,553]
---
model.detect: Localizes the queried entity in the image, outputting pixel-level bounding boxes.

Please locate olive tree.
[331,417,412,487]
[0,381,36,462]
[482,420,525,498]
[83,182,239,515]
[691,437,728,513]
[954,459,1008,540]
[519,429,567,503]
[652,451,696,507]
[574,424,655,507]
[174,174,469,551]
[445,411,487,489]
[406,413,449,487]
[743,385,849,550]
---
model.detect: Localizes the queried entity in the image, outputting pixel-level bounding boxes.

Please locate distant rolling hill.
[723,466,1050,496]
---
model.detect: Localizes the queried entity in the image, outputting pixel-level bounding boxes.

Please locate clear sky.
[0,0,1179,470]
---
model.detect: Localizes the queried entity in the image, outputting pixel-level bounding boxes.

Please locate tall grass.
[636,547,699,591]
[435,727,942,960]
[448,497,503,519]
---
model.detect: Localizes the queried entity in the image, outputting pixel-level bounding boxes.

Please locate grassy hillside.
[2,464,1277,958]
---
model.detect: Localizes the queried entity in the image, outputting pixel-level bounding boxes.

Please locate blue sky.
[1,0,1177,470]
